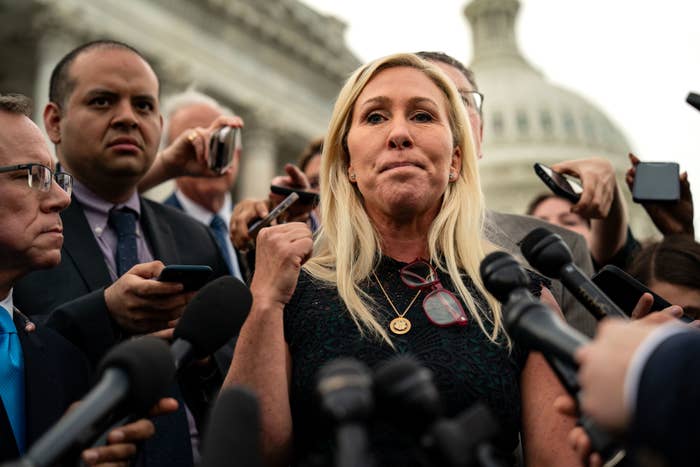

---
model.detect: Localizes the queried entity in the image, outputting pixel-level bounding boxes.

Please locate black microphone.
[21,337,175,467]
[374,355,506,467]
[171,276,252,370]
[480,252,627,466]
[687,92,700,112]
[317,358,374,467]
[480,251,589,367]
[199,387,262,467]
[519,227,628,320]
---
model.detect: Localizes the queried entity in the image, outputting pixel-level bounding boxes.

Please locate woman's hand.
[250,222,313,308]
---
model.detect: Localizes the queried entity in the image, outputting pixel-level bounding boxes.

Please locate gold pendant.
[389,316,411,335]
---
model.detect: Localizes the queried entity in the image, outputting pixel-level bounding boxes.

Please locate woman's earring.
[449,171,457,181]
[349,172,357,182]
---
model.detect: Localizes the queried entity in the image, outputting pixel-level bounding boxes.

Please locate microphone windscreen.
[200,387,261,467]
[174,276,252,358]
[479,251,531,303]
[373,355,440,431]
[96,337,175,413]
[317,358,373,423]
[519,227,573,277]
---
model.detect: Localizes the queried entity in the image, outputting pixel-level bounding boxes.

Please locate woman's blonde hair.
[304,53,505,346]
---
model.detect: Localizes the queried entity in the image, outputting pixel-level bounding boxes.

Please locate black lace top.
[284,256,543,467]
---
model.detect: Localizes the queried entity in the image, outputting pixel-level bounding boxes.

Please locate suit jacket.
[0,311,90,462]
[13,195,229,367]
[628,330,700,467]
[12,196,230,467]
[163,192,252,283]
[485,210,598,337]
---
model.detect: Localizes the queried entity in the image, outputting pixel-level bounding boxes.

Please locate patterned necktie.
[0,306,25,453]
[209,215,242,280]
[108,207,139,277]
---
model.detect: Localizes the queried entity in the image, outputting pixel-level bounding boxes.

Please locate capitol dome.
[464,0,655,238]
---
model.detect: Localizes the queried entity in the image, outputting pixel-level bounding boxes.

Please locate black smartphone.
[208,126,241,174]
[157,265,213,292]
[632,162,680,203]
[270,185,319,205]
[592,265,692,322]
[247,192,299,236]
[533,162,583,203]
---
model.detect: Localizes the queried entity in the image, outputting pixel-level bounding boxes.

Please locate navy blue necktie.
[0,307,25,453]
[209,215,241,279]
[109,207,139,277]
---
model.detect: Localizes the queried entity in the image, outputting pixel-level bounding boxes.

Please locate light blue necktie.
[0,306,25,453]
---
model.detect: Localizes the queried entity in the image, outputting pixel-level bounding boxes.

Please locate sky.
[300,0,700,232]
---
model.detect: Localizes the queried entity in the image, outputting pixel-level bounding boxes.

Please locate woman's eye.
[414,112,433,122]
[366,112,384,124]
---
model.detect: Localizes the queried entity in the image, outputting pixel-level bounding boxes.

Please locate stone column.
[238,126,278,200]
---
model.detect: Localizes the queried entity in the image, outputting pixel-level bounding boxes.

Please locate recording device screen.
[533,162,583,203]
[632,162,680,203]
[247,192,299,236]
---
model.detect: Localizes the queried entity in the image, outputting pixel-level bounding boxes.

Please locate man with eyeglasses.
[12,40,233,466]
[414,51,598,338]
[0,93,173,465]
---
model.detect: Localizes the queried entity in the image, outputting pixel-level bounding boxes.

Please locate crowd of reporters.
[0,37,698,467]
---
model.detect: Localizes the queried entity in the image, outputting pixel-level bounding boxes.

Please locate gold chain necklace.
[372,272,421,335]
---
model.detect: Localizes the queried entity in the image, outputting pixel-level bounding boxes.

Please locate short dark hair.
[627,235,700,290]
[49,39,157,107]
[0,93,33,117]
[415,51,479,91]
[297,137,324,172]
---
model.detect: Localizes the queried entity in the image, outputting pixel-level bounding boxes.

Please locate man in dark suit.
[575,316,700,467]
[160,90,249,282]
[0,93,166,465]
[12,40,231,466]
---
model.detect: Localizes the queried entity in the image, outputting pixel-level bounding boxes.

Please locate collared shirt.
[73,180,154,281]
[0,290,13,319]
[173,190,242,281]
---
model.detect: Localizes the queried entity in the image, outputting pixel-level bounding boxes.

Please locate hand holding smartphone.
[247,192,299,236]
[591,265,692,323]
[270,185,319,205]
[533,162,583,203]
[632,162,680,203]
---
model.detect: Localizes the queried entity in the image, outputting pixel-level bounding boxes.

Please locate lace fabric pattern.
[283,256,543,467]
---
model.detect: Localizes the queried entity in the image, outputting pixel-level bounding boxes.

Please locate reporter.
[574,316,700,467]
[627,235,700,320]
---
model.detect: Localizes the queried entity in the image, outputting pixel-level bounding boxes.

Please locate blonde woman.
[225,53,579,466]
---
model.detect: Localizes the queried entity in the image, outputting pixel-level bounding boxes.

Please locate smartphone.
[632,162,680,203]
[208,126,241,174]
[591,265,693,322]
[247,192,299,236]
[533,162,583,203]
[157,265,213,292]
[270,185,319,205]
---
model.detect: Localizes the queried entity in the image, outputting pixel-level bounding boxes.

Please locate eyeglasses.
[460,91,484,115]
[0,163,73,196]
[399,259,469,327]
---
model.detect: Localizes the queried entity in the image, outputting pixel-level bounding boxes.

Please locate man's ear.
[43,103,62,144]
